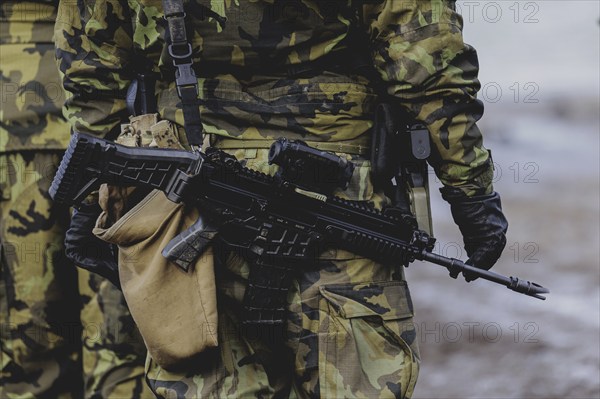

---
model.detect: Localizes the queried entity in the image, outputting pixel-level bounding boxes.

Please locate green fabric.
[0,1,71,153]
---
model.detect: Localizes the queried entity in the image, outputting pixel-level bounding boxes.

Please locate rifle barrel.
[420,251,549,300]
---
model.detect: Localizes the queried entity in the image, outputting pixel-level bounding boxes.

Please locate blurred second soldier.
[1,1,81,396]
[0,1,152,397]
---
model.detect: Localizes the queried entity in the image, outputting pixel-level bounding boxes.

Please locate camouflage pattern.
[146,257,418,399]
[0,117,150,399]
[363,0,494,195]
[78,271,154,399]
[1,6,83,393]
[0,152,83,398]
[1,2,150,397]
[56,0,494,196]
[145,149,418,398]
[0,1,71,153]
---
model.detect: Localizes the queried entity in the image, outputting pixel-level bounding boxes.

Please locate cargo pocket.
[318,280,419,398]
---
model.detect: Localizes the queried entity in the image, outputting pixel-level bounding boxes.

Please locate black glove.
[440,187,508,281]
[64,202,120,288]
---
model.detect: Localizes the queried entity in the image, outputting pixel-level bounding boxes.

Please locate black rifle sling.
[162,0,203,147]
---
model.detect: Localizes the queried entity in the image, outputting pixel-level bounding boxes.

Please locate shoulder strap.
[162,0,203,148]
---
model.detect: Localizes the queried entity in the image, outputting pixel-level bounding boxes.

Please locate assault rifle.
[50,133,549,325]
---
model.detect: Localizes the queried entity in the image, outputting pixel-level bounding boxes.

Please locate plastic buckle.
[175,62,197,88]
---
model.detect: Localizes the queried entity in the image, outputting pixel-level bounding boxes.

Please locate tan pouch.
[94,190,218,370]
[94,114,218,370]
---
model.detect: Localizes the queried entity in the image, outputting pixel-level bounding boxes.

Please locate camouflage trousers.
[145,149,420,399]
[0,151,83,398]
[78,271,154,398]
[0,151,151,398]
[146,249,420,399]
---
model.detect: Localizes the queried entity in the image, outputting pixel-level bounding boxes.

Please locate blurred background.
[408,1,600,398]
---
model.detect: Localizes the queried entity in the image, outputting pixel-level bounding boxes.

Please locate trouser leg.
[78,270,154,398]
[0,151,83,398]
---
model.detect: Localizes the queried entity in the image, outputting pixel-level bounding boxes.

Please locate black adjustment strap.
[162,0,203,148]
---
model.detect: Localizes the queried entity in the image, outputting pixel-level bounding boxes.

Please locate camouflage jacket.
[55,0,494,195]
[1,1,71,153]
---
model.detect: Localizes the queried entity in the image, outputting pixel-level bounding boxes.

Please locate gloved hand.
[64,202,120,288]
[440,187,508,281]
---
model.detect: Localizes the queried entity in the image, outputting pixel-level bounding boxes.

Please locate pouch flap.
[319,280,414,320]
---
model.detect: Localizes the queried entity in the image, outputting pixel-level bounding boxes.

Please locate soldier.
[0,1,151,397]
[55,0,508,398]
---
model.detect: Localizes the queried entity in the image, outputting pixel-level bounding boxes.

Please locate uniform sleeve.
[362,0,494,196]
[54,0,133,138]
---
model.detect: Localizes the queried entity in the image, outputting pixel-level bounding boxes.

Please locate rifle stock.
[49,132,201,205]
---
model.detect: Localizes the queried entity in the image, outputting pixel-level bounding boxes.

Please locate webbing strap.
[213,138,371,156]
[162,0,203,148]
